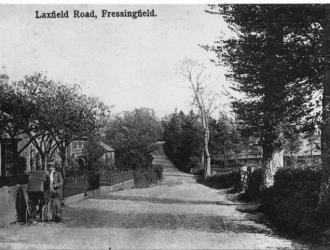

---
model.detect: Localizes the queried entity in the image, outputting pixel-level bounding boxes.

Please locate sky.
[0,5,231,118]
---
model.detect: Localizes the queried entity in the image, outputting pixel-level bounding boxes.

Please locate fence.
[63,171,100,198]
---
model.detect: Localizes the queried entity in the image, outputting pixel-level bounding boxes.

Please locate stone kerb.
[100,170,134,194]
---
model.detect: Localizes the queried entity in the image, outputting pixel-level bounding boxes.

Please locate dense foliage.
[81,136,110,172]
[162,110,203,172]
[105,108,162,170]
[163,109,249,172]
[133,165,163,188]
[260,168,325,237]
[0,73,110,171]
[205,4,325,188]
[202,170,240,190]
[209,113,246,167]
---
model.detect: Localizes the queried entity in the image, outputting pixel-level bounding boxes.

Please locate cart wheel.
[25,208,30,226]
[41,204,48,222]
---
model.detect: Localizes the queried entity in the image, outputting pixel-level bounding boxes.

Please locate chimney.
[0,65,9,85]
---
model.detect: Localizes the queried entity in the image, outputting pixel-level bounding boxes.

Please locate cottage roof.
[98,141,114,152]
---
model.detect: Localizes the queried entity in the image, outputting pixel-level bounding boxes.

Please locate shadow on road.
[63,207,271,235]
[93,194,243,206]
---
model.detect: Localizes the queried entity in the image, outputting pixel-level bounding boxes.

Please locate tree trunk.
[260,148,284,189]
[319,5,330,205]
[40,154,46,171]
[201,148,204,169]
[44,155,48,171]
[223,144,228,168]
[204,128,211,178]
[59,149,67,179]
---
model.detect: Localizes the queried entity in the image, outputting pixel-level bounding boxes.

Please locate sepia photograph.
[1,2,330,249]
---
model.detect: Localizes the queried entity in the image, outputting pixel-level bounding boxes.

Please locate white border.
[1,0,330,5]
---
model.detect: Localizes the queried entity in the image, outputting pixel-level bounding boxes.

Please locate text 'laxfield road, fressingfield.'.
[35,9,157,19]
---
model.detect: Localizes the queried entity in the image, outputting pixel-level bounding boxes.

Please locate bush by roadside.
[239,166,330,238]
[259,168,323,237]
[202,170,241,190]
[133,165,163,188]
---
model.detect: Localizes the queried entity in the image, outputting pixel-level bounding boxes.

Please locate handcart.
[26,172,54,224]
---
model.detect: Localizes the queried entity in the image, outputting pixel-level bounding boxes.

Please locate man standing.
[49,164,63,222]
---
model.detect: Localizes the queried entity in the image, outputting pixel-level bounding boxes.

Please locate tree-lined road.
[0,143,302,249]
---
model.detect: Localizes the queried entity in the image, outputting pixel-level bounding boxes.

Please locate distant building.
[97,141,115,164]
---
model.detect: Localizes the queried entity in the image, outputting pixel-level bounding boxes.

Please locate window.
[78,141,84,149]
[4,145,14,176]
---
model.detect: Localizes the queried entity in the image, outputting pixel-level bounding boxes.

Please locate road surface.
[0,143,304,249]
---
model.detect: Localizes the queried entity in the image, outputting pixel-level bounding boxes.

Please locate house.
[67,138,115,166]
[67,137,88,159]
[97,141,115,164]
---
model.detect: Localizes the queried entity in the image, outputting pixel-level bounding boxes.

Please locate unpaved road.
[0,143,305,249]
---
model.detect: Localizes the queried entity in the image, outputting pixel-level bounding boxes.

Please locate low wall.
[100,179,134,193]
[0,184,27,227]
[64,179,134,204]
[100,170,134,186]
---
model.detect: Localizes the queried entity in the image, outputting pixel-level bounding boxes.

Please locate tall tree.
[14,73,58,170]
[206,5,322,188]
[48,83,108,173]
[105,108,162,170]
[320,5,330,205]
[162,110,203,172]
[178,59,217,178]
[0,80,40,173]
[209,113,235,167]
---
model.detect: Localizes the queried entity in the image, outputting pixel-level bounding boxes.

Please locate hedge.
[259,168,324,237]
[133,165,163,188]
[203,170,240,189]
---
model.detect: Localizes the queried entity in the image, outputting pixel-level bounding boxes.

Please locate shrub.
[189,156,201,169]
[87,172,100,191]
[203,170,240,189]
[260,168,322,236]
